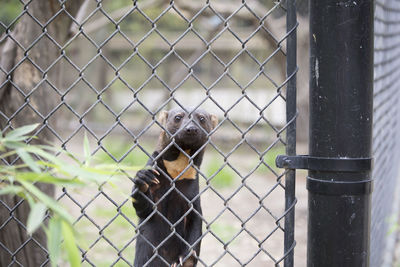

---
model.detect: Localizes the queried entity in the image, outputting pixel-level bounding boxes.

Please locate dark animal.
[132,107,218,267]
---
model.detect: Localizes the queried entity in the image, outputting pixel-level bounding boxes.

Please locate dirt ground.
[199,170,308,267]
[59,166,308,266]
[58,139,308,266]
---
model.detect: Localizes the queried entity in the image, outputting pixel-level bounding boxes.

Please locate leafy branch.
[0,124,138,267]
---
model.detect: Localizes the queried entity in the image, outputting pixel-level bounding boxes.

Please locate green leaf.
[61,221,81,267]
[24,193,35,207]
[0,149,18,160]
[5,124,39,141]
[27,202,47,234]
[3,140,28,149]
[0,185,23,195]
[39,161,105,183]
[64,151,82,165]
[22,146,63,165]
[47,217,62,267]
[16,148,41,173]
[15,171,85,186]
[20,181,73,224]
[4,136,30,142]
[83,133,90,166]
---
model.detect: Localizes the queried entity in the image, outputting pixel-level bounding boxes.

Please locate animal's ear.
[157,110,170,152]
[210,114,218,130]
[158,110,169,126]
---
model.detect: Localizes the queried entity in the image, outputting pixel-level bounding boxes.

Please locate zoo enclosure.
[0,0,298,266]
[0,0,400,266]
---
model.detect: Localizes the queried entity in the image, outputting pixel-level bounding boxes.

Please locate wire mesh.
[372,1,400,266]
[0,0,297,266]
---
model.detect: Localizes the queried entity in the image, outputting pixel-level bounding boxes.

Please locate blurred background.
[2,1,400,267]
[0,0,310,266]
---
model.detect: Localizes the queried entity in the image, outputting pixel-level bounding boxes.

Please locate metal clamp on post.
[276,155,373,195]
[276,155,373,172]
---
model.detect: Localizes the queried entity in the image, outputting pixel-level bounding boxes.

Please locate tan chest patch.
[163,150,197,180]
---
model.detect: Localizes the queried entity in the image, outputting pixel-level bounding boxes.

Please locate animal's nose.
[185,126,198,134]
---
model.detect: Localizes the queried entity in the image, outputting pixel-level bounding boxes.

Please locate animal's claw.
[134,169,160,192]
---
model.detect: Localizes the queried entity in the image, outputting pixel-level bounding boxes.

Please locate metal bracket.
[275,155,373,172]
[276,155,373,195]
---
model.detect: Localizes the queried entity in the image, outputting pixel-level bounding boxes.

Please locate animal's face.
[158,108,218,150]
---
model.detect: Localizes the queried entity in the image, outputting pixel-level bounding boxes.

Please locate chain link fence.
[0,1,297,266]
[372,1,400,266]
[4,0,400,266]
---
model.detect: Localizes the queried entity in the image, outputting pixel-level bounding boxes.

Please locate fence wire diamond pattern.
[0,1,297,266]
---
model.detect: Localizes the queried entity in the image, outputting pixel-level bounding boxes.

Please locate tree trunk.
[0,1,84,266]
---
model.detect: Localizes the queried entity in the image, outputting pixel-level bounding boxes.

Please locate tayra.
[132,107,218,267]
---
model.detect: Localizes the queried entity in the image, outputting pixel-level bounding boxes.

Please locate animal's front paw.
[133,168,160,193]
[172,250,197,267]
[170,256,184,267]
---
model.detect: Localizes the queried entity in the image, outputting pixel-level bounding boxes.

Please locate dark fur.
[132,108,218,267]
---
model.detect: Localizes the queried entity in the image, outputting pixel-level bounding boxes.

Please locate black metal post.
[284,0,297,266]
[308,1,373,267]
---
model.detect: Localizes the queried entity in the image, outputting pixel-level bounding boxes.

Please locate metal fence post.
[284,0,297,266]
[308,1,374,266]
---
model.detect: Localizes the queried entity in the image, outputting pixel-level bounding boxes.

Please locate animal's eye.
[174,115,182,122]
[199,116,206,123]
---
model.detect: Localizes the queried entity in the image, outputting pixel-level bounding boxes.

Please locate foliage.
[257,145,285,173]
[208,222,238,243]
[0,124,138,267]
[95,138,149,166]
[205,158,236,189]
[0,0,22,33]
